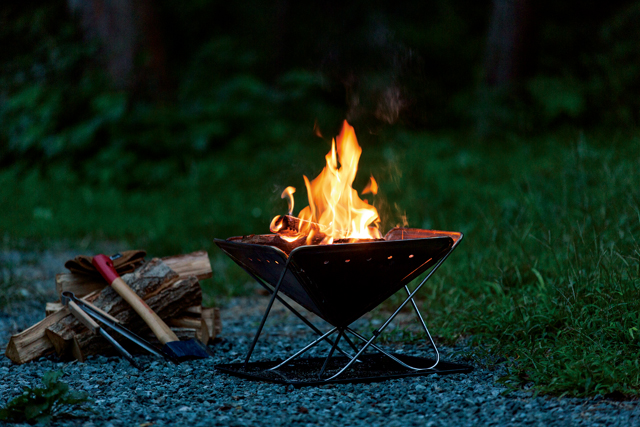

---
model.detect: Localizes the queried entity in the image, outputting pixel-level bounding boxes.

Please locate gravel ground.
[1,249,639,426]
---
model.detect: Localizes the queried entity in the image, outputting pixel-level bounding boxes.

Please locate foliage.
[0,1,340,189]
[5,0,639,180]
[388,130,640,398]
[0,370,94,424]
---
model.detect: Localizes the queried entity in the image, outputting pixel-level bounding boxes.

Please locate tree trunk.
[483,0,533,86]
[67,0,169,96]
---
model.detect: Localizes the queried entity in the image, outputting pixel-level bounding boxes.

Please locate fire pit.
[214,121,472,385]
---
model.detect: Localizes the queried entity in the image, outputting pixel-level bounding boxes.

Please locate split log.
[168,317,201,330]
[55,273,105,300]
[162,251,213,281]
[71,336,85,362]
[383,227,462,244]
[200,307,221,344]
[270,214,327,236]
[169,305,220,344]
[184,306,201,315]
[46,302,64,316]
[7,253,217,364]
[5,290,101,364]
[55,251,212,298]
[5,309,70,364]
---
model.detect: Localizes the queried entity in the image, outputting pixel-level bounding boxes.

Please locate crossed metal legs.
[243,250,454,380]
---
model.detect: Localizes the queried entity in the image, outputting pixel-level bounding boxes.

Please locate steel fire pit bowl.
[215,228,461,328]
[214,228,471,385]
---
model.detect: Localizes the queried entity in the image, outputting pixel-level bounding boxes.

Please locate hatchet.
[92,254,212,361]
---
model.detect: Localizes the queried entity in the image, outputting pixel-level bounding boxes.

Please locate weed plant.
[0,370,94,424]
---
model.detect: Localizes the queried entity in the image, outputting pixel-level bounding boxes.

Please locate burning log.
[229,232,389,255]
[227,234,324,255]
[5,251,220,364]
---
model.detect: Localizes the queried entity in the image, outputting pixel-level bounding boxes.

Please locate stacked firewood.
[5,251,221,364]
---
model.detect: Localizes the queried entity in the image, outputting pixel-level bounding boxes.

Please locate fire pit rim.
[220,228,463,259]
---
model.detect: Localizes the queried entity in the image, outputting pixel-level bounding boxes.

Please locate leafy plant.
[0,370,95,424]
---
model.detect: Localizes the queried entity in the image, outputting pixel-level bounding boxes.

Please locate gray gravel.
[1,249,639,426]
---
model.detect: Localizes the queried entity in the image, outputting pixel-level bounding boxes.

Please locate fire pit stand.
[214,229,473,386]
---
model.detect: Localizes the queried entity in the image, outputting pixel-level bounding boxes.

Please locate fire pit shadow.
[216,353,473,387]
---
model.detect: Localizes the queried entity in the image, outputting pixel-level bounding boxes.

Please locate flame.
[275,120,381,244]
[362,176,378,195]
[313,120,323,138]
[281,186,296,215]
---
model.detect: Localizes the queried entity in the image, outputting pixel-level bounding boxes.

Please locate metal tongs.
[60,291,177,368]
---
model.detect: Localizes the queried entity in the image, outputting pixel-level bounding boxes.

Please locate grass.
[3,126,640,398]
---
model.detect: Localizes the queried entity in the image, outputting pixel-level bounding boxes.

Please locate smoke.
[321,15,421,128]
[374,85,406,124]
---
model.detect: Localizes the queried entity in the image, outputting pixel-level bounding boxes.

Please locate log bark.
[56,251,212,298]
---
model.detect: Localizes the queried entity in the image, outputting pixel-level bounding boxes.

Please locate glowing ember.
[271,120,381,244]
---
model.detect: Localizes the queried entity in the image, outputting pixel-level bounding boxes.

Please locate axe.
[92,254,212,361]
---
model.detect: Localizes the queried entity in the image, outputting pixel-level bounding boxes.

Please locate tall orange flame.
[275,120,381,244]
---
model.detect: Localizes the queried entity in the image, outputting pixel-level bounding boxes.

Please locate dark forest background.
[2,0,640,181]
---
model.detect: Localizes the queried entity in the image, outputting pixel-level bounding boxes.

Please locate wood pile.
[5,251,221,364]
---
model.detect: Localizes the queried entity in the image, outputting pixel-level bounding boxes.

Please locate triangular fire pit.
[214,228,472,385]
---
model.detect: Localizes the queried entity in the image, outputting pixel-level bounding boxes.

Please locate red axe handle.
[92,254,179,344]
